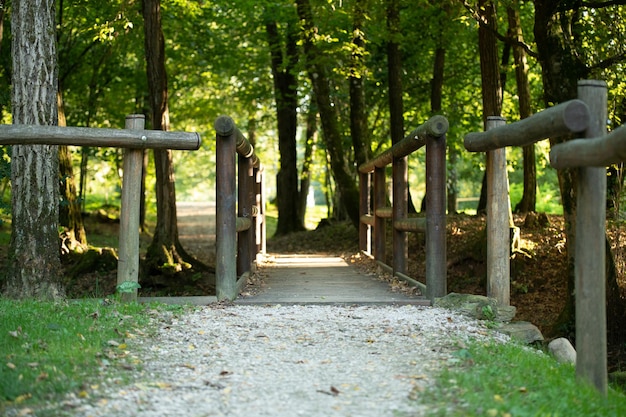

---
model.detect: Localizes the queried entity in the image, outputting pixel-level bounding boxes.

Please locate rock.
[433,293,516,322]
[548,338,576,364]
[497,321,544,344]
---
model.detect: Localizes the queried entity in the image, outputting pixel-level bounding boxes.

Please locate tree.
[265,7,304,235]
[295,0,360,229]
[143,0,194,273]
[4,0,64,299]
[533,0,626,340]
[507,4,536,214]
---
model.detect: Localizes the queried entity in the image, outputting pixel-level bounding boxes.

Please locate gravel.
[43,304,509,417]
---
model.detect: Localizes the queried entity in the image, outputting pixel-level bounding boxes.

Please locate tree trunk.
[298,102,317,225]
[508,6,536,214]
[349,0,370,168]
[476,0,503,214]
[57,91,87,249]
[143,0,193,272]
[295,0,360,229]
[533,0,626,339]
[4,0,64,300]
[266,18,304,235]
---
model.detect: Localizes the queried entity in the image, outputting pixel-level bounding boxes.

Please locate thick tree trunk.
[5,0,64,300]
[143,0,192,272]
[508,6,536,214]
[295,0,360,229]
[266,18,304,235]
[476,0,503,214]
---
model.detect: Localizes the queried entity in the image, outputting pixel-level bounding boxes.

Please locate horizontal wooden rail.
[394,217,426,233]
[214,115,259,167]
[375,207,393,218]
[0,124,201,150]
[358,115,448,173]
[550,123,626,169]
[464,99,590,152]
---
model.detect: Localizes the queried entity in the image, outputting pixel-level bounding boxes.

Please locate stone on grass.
[497,321,544,344]
[548,337,576,364]
[433,292,516,322]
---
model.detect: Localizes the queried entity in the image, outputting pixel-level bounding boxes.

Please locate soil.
[56,203,626,371]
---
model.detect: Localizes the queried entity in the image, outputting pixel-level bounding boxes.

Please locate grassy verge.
[0,299,182,414]
[419,339,626,416]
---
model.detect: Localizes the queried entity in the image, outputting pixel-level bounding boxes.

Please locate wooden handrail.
[550,123,626,169]
[0,123,200,150]
[464,99,589,152]
[214,115,265,301]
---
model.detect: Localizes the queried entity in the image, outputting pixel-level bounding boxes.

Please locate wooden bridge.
[139,202,428,306]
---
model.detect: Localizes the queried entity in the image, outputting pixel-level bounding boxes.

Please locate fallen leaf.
[9,330,20,338]
[107,340,120,347]
[118,343,127,350]
[330,386,340,396]
[78,390,89,398]
[219,370,232,376]
[6,362,16,370]
[36,372,49,382]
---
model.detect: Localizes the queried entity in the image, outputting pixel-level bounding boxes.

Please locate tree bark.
[476,0,503,214]
[349,0,370,168]
[298,101,317,225]
[508,6,536,214]
[5,0,64,299]
[143,0,193,272]
[57,90,87,249]
[295,0,360,229]
[266,18,304,235]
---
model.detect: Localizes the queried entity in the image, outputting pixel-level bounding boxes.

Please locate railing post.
[359,171,370,253]
[256,166,266,255]
[116,114,145,302]
[486,116,510,306]
[575,80,608,394]
[215,116,237,301]
[426,131,447,300]
[373,167,386,262]
[237,153,253,277]
[392,155,408,275]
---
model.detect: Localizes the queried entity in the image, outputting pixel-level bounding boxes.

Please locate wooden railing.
[214,116,265,301]
[0,114,201,301]
[465,79,626,394]
[358,115,448,302]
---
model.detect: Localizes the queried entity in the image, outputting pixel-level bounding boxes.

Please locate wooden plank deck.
[235,254,429,306]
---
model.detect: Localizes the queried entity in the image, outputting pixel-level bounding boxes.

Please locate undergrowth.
[419,339,626,416]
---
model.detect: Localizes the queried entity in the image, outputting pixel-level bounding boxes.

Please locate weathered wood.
[575,80,608,395]
[360,214,375,226]
[214,115,259,167]
[426,131,447,300]
[215,119,238,301]
[117,115,145,302]
[358,115,448,173]
[373,167,386,262]
[392,153,408,276]
[393,217,426,232]
[0,123,201,150]
[215,116,264,301]
[375,207,393,218]
[237,154,253,277]
[359,172,370,252]
[464,99,589,152]
[549,123,626,169]
[486,116,511,306]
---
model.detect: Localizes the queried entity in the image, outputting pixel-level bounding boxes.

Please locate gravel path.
[53,304,508,417]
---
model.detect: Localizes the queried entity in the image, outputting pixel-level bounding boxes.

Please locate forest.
[1,0,626,358]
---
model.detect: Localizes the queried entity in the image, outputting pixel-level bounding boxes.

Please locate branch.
[589,52,626,71]
[459,0,538,58]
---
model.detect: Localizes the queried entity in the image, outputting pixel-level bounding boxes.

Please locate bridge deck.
[236,254,428,305]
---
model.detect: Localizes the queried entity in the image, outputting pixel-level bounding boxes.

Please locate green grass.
[0,299,183,413]
[419,339,626,416]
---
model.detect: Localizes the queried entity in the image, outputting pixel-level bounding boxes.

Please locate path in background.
[176,201,216,265]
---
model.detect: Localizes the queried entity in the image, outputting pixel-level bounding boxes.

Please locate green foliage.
[420,339,626,416]
[0,300,163,409]
[116,281,141,294]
